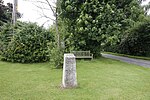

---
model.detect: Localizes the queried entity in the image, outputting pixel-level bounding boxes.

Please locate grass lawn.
[0,58,150,100]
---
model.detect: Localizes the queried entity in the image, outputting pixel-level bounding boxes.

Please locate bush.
[51,47,64,68]
[0,22,53,63]
[119,20,150,56]
[0,23,13,56]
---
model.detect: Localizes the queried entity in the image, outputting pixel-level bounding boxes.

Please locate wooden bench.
[71,51,93,60]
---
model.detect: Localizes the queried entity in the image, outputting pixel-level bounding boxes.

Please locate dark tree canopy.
[0,0,13,25]
[119,19,150,56]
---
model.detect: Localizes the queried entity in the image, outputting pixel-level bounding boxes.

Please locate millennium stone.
[62,54,77,88]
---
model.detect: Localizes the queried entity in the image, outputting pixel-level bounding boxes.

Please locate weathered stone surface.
[62,54,77,88]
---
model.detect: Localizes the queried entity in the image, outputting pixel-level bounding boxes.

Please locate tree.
[0,0,13,26]
[24,0,66,68]
[142,1,150,15]
[25,0,61,49]
[119,18,150,56]
[60,0,146,57]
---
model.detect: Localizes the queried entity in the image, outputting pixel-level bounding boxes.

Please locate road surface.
[102,53,150,68]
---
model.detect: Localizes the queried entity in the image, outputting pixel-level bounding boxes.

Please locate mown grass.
[103,52,150,61]
[0,58,150,100]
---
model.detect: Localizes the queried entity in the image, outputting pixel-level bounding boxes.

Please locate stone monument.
[62,54,77,88]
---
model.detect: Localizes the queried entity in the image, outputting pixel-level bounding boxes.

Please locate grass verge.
[0,58,150,100]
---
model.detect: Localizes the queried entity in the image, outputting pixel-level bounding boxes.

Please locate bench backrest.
[72,51,91,57]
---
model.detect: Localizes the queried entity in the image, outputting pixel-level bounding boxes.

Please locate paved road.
[102,53,150,68]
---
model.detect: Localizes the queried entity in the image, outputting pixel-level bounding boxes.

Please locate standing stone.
[62,54,77,88]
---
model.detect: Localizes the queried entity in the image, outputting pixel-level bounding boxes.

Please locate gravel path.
[102,53,150,68]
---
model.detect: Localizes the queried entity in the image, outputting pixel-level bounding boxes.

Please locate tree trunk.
[55,14,60,49]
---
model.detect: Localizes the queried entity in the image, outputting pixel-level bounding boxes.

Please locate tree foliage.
[119,18,150,56]
[60,0,145,57]
[0,0,13,26]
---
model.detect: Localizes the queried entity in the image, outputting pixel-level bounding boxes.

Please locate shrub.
[51,47,64,68]
[119,20,150,56]
[0,23,13,56]
[0,22,53,63]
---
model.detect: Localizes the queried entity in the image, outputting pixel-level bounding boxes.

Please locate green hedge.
[119,20,150,57]
[0,23,13,56]
[0,22,53,63]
